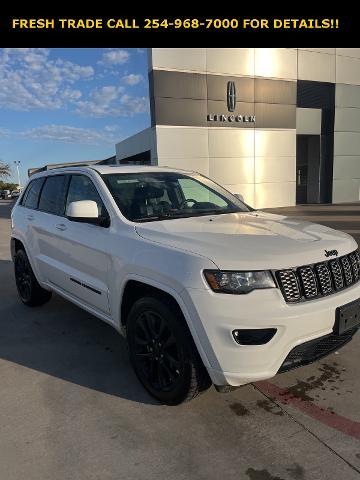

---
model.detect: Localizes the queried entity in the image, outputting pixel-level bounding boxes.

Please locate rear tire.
[14,249,52,306]
[127,296,211,405]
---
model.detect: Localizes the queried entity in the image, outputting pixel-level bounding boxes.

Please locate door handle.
[26,214,34,221]
[55,223,67,231]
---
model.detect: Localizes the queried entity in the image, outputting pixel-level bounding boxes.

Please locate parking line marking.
[256,381,360,441]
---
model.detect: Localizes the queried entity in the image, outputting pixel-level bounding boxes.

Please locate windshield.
[102,171,251,222]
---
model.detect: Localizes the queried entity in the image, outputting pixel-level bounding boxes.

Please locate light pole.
[14,161,21,189]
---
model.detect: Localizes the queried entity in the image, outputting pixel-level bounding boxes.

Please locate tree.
[0,161,11,179]
[0,181,18,191]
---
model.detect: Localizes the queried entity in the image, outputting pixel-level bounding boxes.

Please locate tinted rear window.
[38,175,68,216]
[22,178,45,209]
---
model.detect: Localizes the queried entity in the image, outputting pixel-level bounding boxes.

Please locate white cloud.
[61,88,82,101]
[122,74,143,85]
[92,85,123,104]
[75,84,148,117]
[104,125,121,132]
[19,124,120,145]
[99,49,130,66]
[0,48,148,120]
[0,127,10,138]
[0,48,94,111]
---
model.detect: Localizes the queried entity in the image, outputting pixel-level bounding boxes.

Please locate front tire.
[127,296,211,405]
[14,249,52,306]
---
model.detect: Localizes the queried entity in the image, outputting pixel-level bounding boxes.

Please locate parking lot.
[0,198,360,480]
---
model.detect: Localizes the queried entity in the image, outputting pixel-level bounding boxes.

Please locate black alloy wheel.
[15,251,32,302]
[133,309,183,392]
[14,249,52,306]
[127,297,211,405]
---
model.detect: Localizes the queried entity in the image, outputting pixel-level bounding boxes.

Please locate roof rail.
[28,160,104,177]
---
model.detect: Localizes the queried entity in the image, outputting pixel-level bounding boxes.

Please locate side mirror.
[66,200,100,224]
[234,193,244,203]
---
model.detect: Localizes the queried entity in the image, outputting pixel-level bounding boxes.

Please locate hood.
[135,211,357,270]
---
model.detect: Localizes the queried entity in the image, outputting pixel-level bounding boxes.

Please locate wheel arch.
[10,236,26,261]
[121,280,184,327]
[119,277,211,370]
[10,236,49,290]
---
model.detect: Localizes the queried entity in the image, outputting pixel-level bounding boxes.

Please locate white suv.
[11,166,360,404]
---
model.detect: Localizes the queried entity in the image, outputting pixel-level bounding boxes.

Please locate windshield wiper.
[193,208,240,216]
[131,209,242,223]
[132,212,193,222]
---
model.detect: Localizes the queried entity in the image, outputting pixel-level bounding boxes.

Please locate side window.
[22,178,45,209]
[20,183,32,206]
[66,175,108,218]
[38,175,68,216]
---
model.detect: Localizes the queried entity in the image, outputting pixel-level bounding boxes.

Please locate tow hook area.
[215,385,240,393]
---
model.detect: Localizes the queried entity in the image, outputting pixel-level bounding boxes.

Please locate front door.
[296,135,321,204]
[35,173,111,315]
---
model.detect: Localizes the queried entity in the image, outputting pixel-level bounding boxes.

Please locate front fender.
[117,273,213,371]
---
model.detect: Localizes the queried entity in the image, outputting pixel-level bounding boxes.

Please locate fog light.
[232,328,277,345]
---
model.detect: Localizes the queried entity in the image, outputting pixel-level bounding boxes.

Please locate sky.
[0,48,150,184]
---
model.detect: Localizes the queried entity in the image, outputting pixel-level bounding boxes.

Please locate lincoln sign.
[207,113,256,123]
[207,81,256,124]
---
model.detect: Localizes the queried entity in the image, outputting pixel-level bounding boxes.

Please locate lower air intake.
[279,328,358,373]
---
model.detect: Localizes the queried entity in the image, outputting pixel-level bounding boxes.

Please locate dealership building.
[115,48,360,209]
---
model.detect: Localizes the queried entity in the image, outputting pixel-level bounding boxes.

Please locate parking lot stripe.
[256,381,360,441]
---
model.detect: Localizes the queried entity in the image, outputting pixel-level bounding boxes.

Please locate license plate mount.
[334,298,360,335]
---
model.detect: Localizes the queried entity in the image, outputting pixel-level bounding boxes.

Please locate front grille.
[298,266,318,299]
[341,256,353,285]
[277,270,301,302]
[350,252,360,282]
[329,259,344,290]
[279,328,358,373]
[315,263,333,295]
[277,249,360,303]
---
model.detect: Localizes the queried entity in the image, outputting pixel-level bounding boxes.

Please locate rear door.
[36,173,111,315]
[32,174,71,289]
[14,177,46,272]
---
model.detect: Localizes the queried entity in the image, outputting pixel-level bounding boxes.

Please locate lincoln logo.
[227,81,236,112]
[324,249,338,257]
[207,80,255,124]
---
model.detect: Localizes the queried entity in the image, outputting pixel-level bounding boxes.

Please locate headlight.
[204,270,276,294]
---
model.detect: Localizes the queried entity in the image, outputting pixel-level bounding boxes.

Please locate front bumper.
[183,282,360,386]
